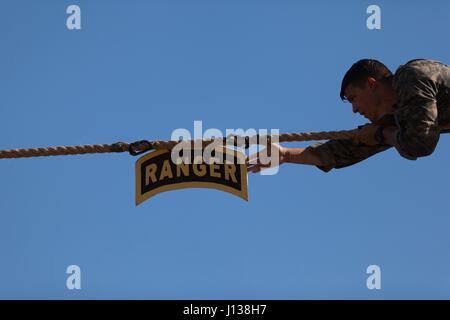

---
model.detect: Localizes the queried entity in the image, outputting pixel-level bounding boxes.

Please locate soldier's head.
[340,59,394,122]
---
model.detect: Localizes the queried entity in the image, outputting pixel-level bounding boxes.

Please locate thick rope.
[148,129,359,151]
[1,124,449,159]
[0,129,358,159]
[0,142,130,159]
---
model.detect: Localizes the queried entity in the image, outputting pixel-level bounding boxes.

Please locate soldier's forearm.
[383,126,399,146]
[284,147,323,166]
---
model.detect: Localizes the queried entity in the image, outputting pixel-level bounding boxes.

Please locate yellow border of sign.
[135,147,248,205]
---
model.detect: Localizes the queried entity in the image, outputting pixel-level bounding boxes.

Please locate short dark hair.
[340,59,393,101]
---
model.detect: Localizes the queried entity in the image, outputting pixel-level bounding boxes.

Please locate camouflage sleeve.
[306,140,391,172]
[393,64,441,159]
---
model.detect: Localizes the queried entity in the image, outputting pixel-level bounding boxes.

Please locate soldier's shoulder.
[394,59,448,82]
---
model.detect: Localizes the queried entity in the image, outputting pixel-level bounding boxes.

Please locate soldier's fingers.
[248,161,273,172]
[246,163,256,171]
[246,152,261,164]
[248,164,262,173]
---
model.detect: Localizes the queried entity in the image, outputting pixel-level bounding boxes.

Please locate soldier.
[247,59,450,173]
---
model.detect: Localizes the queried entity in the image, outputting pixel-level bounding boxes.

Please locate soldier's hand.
[246,143,287,173]
[355,123,381,146]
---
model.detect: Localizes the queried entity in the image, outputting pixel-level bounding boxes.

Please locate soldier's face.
[344,80,382,122]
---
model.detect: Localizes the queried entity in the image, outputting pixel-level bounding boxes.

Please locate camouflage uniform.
[308,59,450,172]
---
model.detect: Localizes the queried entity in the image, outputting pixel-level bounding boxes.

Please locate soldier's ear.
[367,77,377,88]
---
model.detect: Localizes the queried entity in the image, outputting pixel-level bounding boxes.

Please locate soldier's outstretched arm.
[246,140,391,173]
[300,139,391,172]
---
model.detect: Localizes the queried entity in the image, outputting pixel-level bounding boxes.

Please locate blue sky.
[0,0,449,299]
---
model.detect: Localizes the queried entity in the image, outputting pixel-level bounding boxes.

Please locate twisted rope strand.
[0,142,130,159]
[143,129,360,151]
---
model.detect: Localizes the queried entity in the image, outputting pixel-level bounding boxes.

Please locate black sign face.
[135,148,248,205]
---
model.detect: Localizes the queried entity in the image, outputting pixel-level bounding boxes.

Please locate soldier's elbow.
[410,149,434,158]
[400,141,438,158]
[397,130,440,158]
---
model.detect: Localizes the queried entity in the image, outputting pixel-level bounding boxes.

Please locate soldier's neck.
[379,84,397,115]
